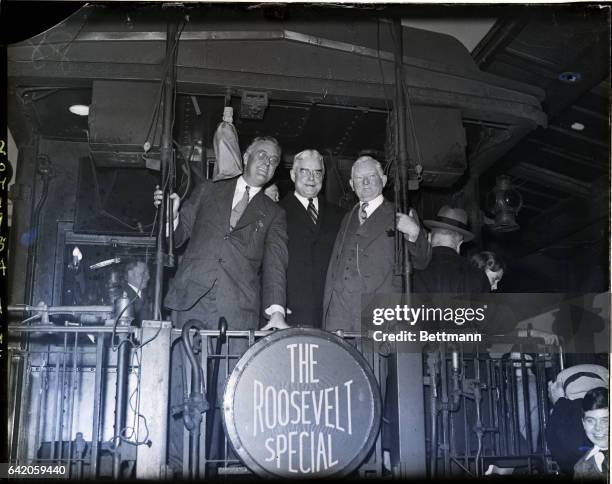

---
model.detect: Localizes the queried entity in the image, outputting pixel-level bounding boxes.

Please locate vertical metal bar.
[519,358,534,470]
[200,334,210,478]
[8,351,23,463]
[491,361,500,456]
[153,17,179,320]
[388,352,427,477]
[440,352,450,476]
[462,373,468,471]
[535,358,548,468]
[59,336,69,463]
[507,363,519,455]
[135,321,172,479]
[33,349,48,465]
[90,334,106,478]
[449,378,456,474]
[486,359,494,457]
[113,336,131,479]
[51,343,63,462]
[392,18,413,296]
[498,362,507,456]
[224,335,230,468]
[65,333,79,477]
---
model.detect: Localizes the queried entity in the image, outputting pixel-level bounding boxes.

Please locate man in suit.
[122,260,151,321]
[280,149,345,328]
[163,136,289,330]
[412,205,490,294]
[160,136,289,472]
[323,155,430,331]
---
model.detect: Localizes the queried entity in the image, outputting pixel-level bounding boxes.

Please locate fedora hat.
[424,206,475,242]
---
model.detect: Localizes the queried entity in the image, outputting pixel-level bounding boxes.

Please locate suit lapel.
[289,193,317,233]
[357,199,394,249]
[212,178,239,232]
[233,190,267,230]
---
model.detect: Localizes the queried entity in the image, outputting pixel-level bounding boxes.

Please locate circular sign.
[223,328,381,478]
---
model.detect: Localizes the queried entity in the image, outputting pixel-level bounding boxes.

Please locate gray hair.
[245,136,281,155]
[351,155,384,180]
[292,149,325,172]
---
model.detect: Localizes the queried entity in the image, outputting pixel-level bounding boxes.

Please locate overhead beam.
[570,104,609,122]
[512,181,559,200]
[526,139,609,171]
[519,188,608,255]
[7,59,547,126]
[472,15,528,68]
[547,125,610,149]
[509,162,591,197]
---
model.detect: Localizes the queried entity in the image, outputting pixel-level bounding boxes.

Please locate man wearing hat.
[413,205,490,293]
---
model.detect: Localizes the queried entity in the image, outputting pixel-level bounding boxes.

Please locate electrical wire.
[18,314,42,325]
[83,127,156,232]
[376,18,392,114]
[388,21,425,175]
[143,18,188,150]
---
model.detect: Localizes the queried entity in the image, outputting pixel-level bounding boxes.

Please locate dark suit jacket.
[323,199,430,330]
[279,193,345,327]
[574,448,608,481]
[546,397,592,475]
[164,178,288,329]
[413,246,490,294]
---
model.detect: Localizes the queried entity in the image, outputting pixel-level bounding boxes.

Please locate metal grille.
[7,325,144,479]
[423,342,564,478]
[171,329,386,479]
[7,324,567,480]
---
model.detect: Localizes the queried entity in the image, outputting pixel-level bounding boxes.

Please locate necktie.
[230,185,250,230]
[359,202,369,225]
[307,198,318,225]
[601,449,610,475]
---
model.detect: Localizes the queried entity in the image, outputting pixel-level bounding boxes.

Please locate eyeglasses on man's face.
[252,150,280,168]
[297,168,323,180]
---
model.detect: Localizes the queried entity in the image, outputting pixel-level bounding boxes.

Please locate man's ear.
[243,150,249,166]
[382,174,388,187]
[290,168,296,184]
[456,238,464,254]
[349,179,355,192]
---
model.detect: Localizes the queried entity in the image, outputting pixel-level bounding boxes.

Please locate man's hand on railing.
[261,311,290,331]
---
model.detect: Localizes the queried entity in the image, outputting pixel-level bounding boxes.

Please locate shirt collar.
[127,283,142,298]
[360,194,384,217]
[293,192,318,211]
[586,445,608,461]
[236,176,262,198]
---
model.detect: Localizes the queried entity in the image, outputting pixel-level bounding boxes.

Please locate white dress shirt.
[232,176,262,208]
[359,194,384,219]
[584,445,608,472]
[293,192,319,212]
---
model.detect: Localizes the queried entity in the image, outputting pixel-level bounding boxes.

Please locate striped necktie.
[230,185,250,230]
[307,198,318,225]
[359,202,369,225]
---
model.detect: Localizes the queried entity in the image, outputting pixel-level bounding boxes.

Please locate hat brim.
[424,220,475,242]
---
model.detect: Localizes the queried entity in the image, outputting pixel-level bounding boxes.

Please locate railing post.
[136,320,173,479]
